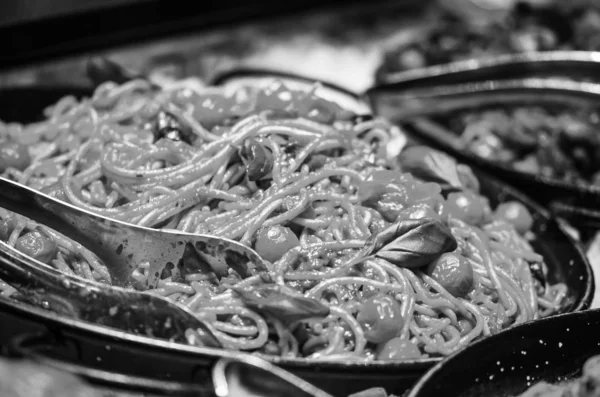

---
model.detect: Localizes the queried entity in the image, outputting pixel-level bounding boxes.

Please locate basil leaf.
[360,218,457,268]
[398,146,463,188]
[233,284,330,325]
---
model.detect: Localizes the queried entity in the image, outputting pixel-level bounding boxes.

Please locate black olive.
[239,138,273,181]
[154,111,194,144]
[529,262,546,288]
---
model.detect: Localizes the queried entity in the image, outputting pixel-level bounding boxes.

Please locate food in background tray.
[416,106,600,186]
[377,1,600,76]
[0,79,567,361]
[518,354,600,397]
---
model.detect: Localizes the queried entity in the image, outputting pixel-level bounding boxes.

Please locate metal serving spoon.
[0,176,267,345]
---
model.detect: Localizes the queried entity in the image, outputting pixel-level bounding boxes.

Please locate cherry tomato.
[493,201,533,234]
[254,225,300,263]
[295,93,343,125]
[15,230,58,265]
[458,319,473,336]
[254,80,296,114]
[0,141,31,172]
[376,337,421,360]
[444,191,485,225]
[397,204,440,222]
[192,93,239,130]
[41,182,68,202]
[427,253,474,298]
[356,294,403,344]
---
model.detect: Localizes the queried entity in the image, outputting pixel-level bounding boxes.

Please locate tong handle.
[375,51,600,91]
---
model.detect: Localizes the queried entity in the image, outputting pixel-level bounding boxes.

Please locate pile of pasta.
[0,79,566,361]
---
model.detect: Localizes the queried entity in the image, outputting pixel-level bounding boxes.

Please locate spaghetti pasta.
[0,79,566,361]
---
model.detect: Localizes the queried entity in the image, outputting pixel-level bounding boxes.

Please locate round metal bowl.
[406,308,600,397]
[0,83,593,397]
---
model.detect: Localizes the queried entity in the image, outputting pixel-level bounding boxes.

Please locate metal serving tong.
[0,176,269,346]
[211,357,333,397]
[376,51,600,90]
[368,77,600,127]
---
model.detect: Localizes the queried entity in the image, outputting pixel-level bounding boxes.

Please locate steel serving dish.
[0,80,593,396]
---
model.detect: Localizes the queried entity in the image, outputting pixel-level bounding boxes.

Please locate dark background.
[0,0,152,27]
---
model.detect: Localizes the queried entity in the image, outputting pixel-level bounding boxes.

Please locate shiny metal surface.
[0,236,221,347]
[212,357,333,397]
[0,176,267,346]
[369,77,600,123]
[0,177,267,288]
[376,51,600,89]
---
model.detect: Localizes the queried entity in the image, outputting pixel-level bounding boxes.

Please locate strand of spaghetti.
[488,240,543,263]
[257,125,320,145]
[402,269,460,313]
[230,274,263,288]
[262,138,283,185]
[204,210,241,232]
[212,168,362,237]
[271,118,342,138]
[104,142,236,189]
[50,252,75,276]
[213,321,258,337]
[363,259,391,284]
[416,315,452,336]
[314,138,347,153]
[165,102,222,142]
[307,277,405,299]
[199,305,269,350]
[78,259,94,281]
[92,80,153,108]
[457,300,485,346]
[100,116,263,185]
[439,307,459,325]
[6,219,26,247]
[516,257,538,318]
[439,326,462,351]
[307,326,346,359]
[144,192,217,227]
[39,227,111,282]
[416,271,473,320]
[400,294,415,339]
[409,321,454,356]
[238,199,285,244]
[495,268,532,322]
[284,136,325,176]
[290,216,334,230]
[372,259,415,338]
[209,161,229,190]
[273,240,364,283]
[262,193,310,228]
[330,306,366,356]
[537,296,558,310]
[346,203,370,238]
[465,229,511,309]
[138,186,175,204]
[49,95,79,119]
[284,262,356,280]
[115,181,241,221]
[415,303,438,317]
[136,208,161,227]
